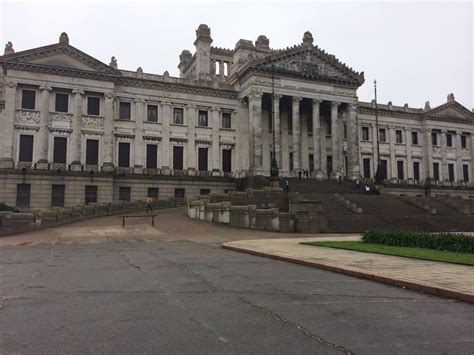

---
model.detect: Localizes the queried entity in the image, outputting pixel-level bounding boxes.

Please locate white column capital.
[72,89,85,96]
[211,106,221,112]
[39,85,52,92]
[6,81,17,88]
[312,99,322,107]
[249,91,263,100]
[331,101,341,108]
[104,91,114,100]
[292,96,302,103]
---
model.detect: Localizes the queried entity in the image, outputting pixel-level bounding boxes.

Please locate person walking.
[284,177,289,193]
[145,196,154,213]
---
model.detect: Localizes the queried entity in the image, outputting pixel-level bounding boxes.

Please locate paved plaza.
[1,208,474,353]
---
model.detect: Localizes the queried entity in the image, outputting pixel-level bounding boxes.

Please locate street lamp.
[270,63,279,180]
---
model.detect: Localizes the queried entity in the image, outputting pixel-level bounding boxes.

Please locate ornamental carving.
[16,109,41,124]
[50,112,73,122]
[81,115,104,130]
[275,56,339,78]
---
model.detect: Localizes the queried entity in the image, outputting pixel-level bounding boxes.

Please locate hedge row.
[362,230,474,254]
[0,202,18,213]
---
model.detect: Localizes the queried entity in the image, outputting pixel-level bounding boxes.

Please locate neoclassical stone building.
[0,25,472,208]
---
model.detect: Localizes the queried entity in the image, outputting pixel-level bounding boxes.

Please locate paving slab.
[223,237,474,303]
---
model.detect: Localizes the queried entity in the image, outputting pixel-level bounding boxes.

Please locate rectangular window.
[146,144,158,169]
[222,112,231,129]
[119,102,131,120]
[173,108,184,125]
[222,149,232,173]
[87,97,100,116]
[433,162,440,181]
[175,188,185,198]
[461,135,467,148]
[380,160,388,180]
[85,185,97,204]
[307,116,313,135]
[395,130,403,144]
[147,104,158,122]
[325,116,330,135]
[118,142,130,168]
[397,160,404,180]
[198,110,208,127]
[379,128,386,142]
[200,189,210,195]
[411,131,418,145]
[363,158,371,178]
[446,133,452,147]
[463,164,469,182]
[198,148,208,171]
[19,134,34,162]
[448,163,455,182]
[86,139,99,165]
[173,146,183,170]
[55,93,69,113]
[289,152,294,171]
[16,184,31,208]
[431,132,438,146]
[53,137,67,164]
[51,184,65,207]
[148,188,159,199]
[21,90,36,110]
[119,187,131,202]
[362,126,369,141]
[326,156,333,177]
[343,123,347,139]
[309,154,314,173]
[413,162,420,181]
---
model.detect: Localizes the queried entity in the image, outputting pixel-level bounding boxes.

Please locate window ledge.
[170,123,188,127]
[115,119,134,122]
[196,126,212,129]
[220,128,235,132]
[144,121,161,125]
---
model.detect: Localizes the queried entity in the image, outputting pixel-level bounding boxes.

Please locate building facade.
[0,25,472,208]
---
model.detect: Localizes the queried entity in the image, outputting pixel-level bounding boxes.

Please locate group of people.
[298,169,311,180]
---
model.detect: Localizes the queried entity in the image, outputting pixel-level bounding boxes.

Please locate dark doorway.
[198,148,208,171]
[363,158,371,178]
[86,139,99,165]
[53,137,67,164]
[146,144,158,169]
[222,149,232,173]
[173,146,183,170]
[16,184,31,208]
[326,156,333,179]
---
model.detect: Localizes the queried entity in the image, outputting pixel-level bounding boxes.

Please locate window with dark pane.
[395,130,402,144]
[86,139,99,165]
[175,188,185,198]
[51,184,65,207]
[55,93,69,112]
[53,137,67,164]
[119,102,131,120]
[461,135,467,148]
[198,148,208,171]
[198,110,208,127]
[16,184,31,208]
[87,97,100,115]
[397,160,404,180]
[21,90,36,110]
[431,132,438,146]
[173,146,183,170]
[433,162,440,181]
[462,165,469,182]
[19,134,34,162]
[413,162,420,181]
[85,185,98,204]
[222,112,231,129]
[147,104,158,122]
[118,142,130,167]
[222,149,232,173]
[448,164,455,182]
[411,131,418,145]
[174,108,184,124]
[148,188,159,199]
[379,128,386,142]
[119,187,131,202]
[146,144,158,169]
[362,127,369,141]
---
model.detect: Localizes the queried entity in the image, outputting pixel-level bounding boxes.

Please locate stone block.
[279,212,295,232]
[161,166,171,175]
[230,205,250,228]
[0,211,14,226]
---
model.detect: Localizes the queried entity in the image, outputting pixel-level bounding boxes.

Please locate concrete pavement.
[223,237,474,303]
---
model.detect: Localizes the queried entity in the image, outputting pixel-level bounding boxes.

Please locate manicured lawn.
[302,241,474,266]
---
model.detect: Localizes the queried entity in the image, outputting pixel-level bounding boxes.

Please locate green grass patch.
[302,241,474,266]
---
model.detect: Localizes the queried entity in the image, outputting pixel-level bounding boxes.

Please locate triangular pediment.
[426,100,473,120]
[0,43,119,75]
[247,45,364,87]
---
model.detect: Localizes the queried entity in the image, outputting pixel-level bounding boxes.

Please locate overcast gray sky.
[1,0,472,109]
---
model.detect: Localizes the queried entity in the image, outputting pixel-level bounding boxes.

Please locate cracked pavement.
[0,209,473,353]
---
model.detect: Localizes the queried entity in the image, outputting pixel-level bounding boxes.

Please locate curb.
[222,244,474,304]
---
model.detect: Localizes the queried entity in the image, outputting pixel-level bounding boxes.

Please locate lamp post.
[374,80,382,183]
[270,63,279,180]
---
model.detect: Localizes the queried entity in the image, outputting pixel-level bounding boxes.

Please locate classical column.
[102,92,114,172]
[371,123,378,176]
[219,61,225,77]
[70,89,84,171]
[133,99,145,174]
[421,125,433,182]
[248,91,263,175]
[37,85,52,169]
[186,105,197,174]
[405,128,412,180]
[389,126,396,180]
[441,130,448,181]
[330,101,340,178]
[0,81,17,168]
[292,96,302,173]
[160,101,172,174]
[312,99,323,179]
[455,132,463,182]
[273,94,282,169]
[238,99,250,174]
[346,103,359,179]
[211,107,221,174]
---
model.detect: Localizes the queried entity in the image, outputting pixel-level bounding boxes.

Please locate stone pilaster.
[347,103,359,179]
[36,85,52,169]
[371,123,378,177]
[292,96,302,173]
[389,126,396,180]
[219,61,225,77]
[455,132,464,182]
[133,99,145,174]
[211,107,220,173]
[248,91,263,175]
[421,126,433,182]
[273,95,282,169]
[405,127,412,180]
[186,105,197,173]
[161,101,172,171]
[441,130,448,181]
[70,89,84,171]
[330,101,340,178]
[312,99,323,179]
[0,81,17,168]
[102,92,114,172]
[238,99,249,174]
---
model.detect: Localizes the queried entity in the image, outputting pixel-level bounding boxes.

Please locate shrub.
[362,229,474,254]
[0,202,19,213]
